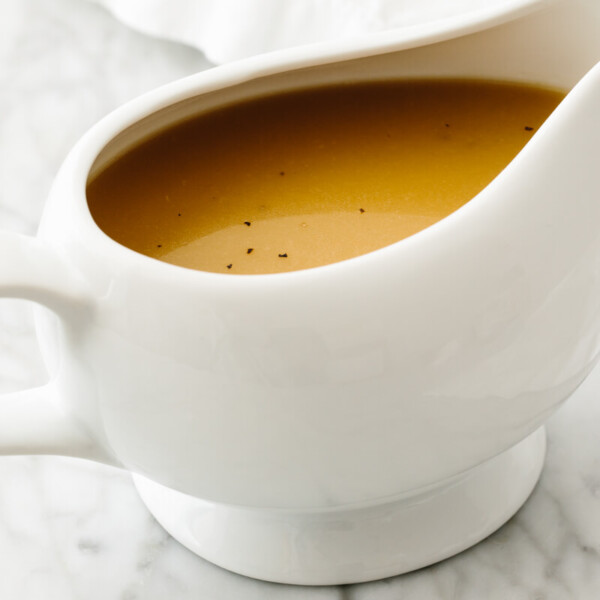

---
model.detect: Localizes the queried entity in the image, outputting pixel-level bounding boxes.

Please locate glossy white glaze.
[1,0,600,585]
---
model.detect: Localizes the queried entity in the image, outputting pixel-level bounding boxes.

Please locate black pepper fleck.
[278,253,288,258]
[244,221,251,226]
[157,244,162,248]
[178,213,182,217]
[359,208,365,213]
[247,248,253,254]
[445,123,450,128]
[227,264,232,269]
[525,126,534,131]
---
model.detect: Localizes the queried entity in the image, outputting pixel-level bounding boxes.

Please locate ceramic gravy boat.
[1,0,599,586]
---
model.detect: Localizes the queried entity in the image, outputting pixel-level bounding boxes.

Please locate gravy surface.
[87,80,563,274]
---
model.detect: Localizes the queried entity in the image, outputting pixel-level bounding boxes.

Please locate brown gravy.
[87,80,564,274]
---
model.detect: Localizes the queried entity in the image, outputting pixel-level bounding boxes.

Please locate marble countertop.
[2,1,600,598]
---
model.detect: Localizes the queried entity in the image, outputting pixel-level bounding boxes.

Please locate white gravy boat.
[1,0,599,586]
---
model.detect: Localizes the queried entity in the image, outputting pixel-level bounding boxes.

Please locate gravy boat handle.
[0,231,118,466]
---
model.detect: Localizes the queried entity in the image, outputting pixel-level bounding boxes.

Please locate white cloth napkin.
[87,0,532,64]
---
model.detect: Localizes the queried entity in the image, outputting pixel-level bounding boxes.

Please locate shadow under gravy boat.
[1,0,600,586]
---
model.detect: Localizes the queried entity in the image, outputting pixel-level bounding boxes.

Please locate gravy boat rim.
[54,0,556,287]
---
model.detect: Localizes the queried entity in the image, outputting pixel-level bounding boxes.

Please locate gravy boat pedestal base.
[132,427,545,586]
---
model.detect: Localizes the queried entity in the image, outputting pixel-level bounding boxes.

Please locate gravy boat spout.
[368,58,600,490]
[458,59,600,415]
